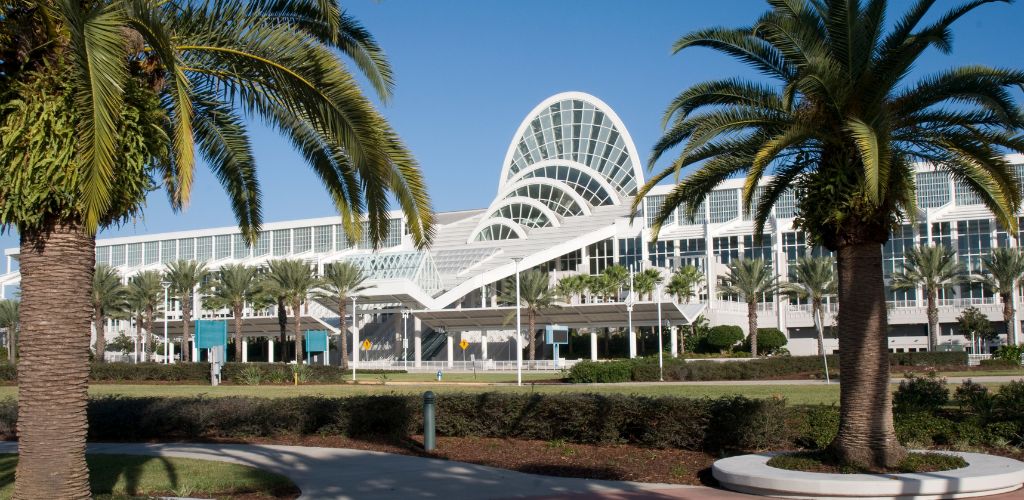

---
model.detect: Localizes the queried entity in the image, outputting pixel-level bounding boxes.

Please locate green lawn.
[0,454,296,499]
[381,372,561,383]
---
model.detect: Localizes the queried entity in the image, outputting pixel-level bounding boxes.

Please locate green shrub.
[953,380,993,420]
[236,365,263,386]
[895,412,955,446]
[793,405,839,450]
[994,345,1024,365]
[707,326,744,352]
[742,328,788,355]
[889,351,968,367]
[85,362,404,384]
[994,380,1024,420]
[894,373,949,414]
[566,361,632,383]
[979,358,1020,369]
[705,396,790,452]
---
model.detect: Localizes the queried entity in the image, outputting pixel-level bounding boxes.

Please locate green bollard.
[423,391,436,452]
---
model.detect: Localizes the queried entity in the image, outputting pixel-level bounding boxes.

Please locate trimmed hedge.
[889,351,968,367]
[0,362,405,383]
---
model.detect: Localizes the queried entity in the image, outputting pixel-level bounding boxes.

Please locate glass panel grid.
[272,229,291,256]
[178,238,194,261]
[215,235,231,260]
[645,195,675,227]
[160,240,176,263]
[955,179,983,206]
[196,237,213,261]
[916,171,951,208]
[126,243,142,267]
[709,189,739,223]
[775,189,798,218]
[313,226,332,253]
[144,241,159,265]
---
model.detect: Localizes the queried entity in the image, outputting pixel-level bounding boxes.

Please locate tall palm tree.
[667,265,704,354]
[205,265,260,362]
[554,275,580,305]
[0,1,435,493]
[979,248,1024,345]
[781,256,837,356]
[718,258,777,357]
[891,245,965,351]
[165,261,210,362]
[264,259,319,364]
[501,269,557,369]
[603,264,629,301]
[315,262,370,369]
[637,0,1023,468]
[90,265,127,362]
[125,271,164,363]
[0,300,18,363]
[633,269,663,301]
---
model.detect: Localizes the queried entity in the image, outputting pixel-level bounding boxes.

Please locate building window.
[559,249,582,271]
[618,237,642,270]
[955,179,983,206]
[335,224,351,250]
[292,227,311,253]
[160,240,176,263]
[677,238,706,269]
[254,232,270,257]
[588,239,614,275]
[781,232,806,263]
[96,246,110,266]
[126,243,142,267]
[648,240,675,268]
[272,229,291,256]
[916,171,951,208]
[883,224,918,305]
[196,237,213,261]
[743,234,773,263]
[314,225,332,253]
[178,238,194,261]
[676,200,706,225]
[709,189,739,223]
[644,195,674,228]
[144,241,159,265]
[958,219,993,302]
[110,245,126,267]
[742,186,765,221]
[232,234,249,259]
[215,235,231,260]
[713,236,739,264]
[775,189,798,218]
[931,221,953,248]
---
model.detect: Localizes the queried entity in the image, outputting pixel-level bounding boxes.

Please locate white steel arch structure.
[470,92,643,242]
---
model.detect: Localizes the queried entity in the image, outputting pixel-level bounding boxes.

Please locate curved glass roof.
[486,202,554,229]
[518,164,614,207]
[505,183,585,217]
[473,224,521,242]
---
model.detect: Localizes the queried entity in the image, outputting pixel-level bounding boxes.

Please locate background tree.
[979,248,1024,345]
[0,300,17,362]
[603,264,629,300]
[264,260,319,364]
[0,0,436,494]
[501,269,557,368]
[90,265,128,362]
[956,306,995,353]
[782,256,837,356]
[205,265,260,362]
[315,262,370,369]
[555,275,582,305]
[667,265,704,353]
[636,0,1023,468]
[891,245,965,351]
[633,268,663,301]
[125,271,164,363]
[165,261,210,362]
[718,258,776,357]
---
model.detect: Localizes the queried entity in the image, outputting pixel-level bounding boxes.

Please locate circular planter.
[712,451,1024,499]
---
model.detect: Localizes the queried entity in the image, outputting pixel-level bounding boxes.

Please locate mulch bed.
[207,434,719,486]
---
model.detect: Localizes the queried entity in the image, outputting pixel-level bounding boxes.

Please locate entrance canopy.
[412,302,706,331]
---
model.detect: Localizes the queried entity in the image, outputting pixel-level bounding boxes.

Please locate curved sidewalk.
[0,441,750,499]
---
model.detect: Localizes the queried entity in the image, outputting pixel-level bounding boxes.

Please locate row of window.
[96,220,403,268]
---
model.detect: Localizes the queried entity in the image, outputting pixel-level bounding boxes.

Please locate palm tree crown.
[719,258,777,356]
[315,262,371,369]
[667,265,705,303]
[500,269,557,368]
[782,256,837,356]
[979,248,1024,344]
[206,264,260,361]
[91,264,128,360]
[264,259,319,363]
[891,245,965,350]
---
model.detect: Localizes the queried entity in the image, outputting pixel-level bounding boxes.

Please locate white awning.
[411,302,706,331]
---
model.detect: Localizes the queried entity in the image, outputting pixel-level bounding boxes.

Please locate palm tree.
[633,269,663,301]
[0,300,19,363]
[891,245,965,351]
[165,261,210,362]
[980,248,1024,345]
[204,265,259,362]
[781,256,837,356]
[667,265,705,354]
[554,275,579,305]
[603,264,629,301]
[1,1,436,493]
[718,259,777,357]
[637,0,1023,468]
[125,271,164,363]
[264,260,319,364]
[90,265,128,362]
[501,269,557,369]
[315,262,370,369]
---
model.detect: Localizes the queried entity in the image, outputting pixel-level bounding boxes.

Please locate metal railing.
[354,359,580,372]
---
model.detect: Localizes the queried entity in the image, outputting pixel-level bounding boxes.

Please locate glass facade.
[957,219,992,302]
[196,236,213,261]
[272,229,291,256]
[160,240,176,263]
[916,171,951,208]
[713,236,739,264]
[587,239,614,274]
[709,189,739,223]
[618,237,642,270]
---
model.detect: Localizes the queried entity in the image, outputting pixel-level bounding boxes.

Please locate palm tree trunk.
[181,300,192,363]
[528,309,536,369]
[144,306,154,363]
[7,326,15,363]
[748,301,758,357]
[293,300,303,364]
[1002,292,1015,345]
[828,241,906,469]
[233,304,244,362]
[927,288,938,351]
[14,221,93,499]
[276,297,287,362]
[339,298,348,370]
[93,311,106,363]
[134,315,142,360]
[813,299,825,357]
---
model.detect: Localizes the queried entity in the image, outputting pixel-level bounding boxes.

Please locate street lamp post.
[656,283,664,382]
[627,264,635,359]
[352,296,358,381]
[402,309,410,370]
[513,257,523,387]
[162,281,171,364]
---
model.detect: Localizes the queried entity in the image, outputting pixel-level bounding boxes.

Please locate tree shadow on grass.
[87,454,178,496]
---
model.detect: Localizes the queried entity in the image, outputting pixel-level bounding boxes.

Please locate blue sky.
[2,0,1022,264]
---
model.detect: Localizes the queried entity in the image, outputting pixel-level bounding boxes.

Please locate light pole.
[627,263,635,359]
[513,257,523,387]
[161,281,171,364]
[656,282,664,382]
[352,296,358,381]
[402,309,410,370]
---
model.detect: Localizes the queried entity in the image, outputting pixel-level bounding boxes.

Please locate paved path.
[0,442,752,499]
[572,375,1024,387]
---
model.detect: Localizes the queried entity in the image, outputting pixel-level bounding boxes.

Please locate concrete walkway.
[0,442,753,499]
[575,375,1024,387]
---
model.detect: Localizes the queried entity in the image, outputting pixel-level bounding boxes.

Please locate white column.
[446,335,454,368]
[590,331,598,361]
[481,331,488,360]
[352,321,360,371]
[670,326,678,357]
[242,338,248,363]
[414,318,423,368]
[267,338,274,363]
[628,328,637,359]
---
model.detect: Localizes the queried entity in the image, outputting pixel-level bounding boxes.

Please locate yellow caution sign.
[459,339,469,351]
[361,339,371,350]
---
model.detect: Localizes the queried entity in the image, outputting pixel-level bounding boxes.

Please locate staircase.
[420,329,447,362]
